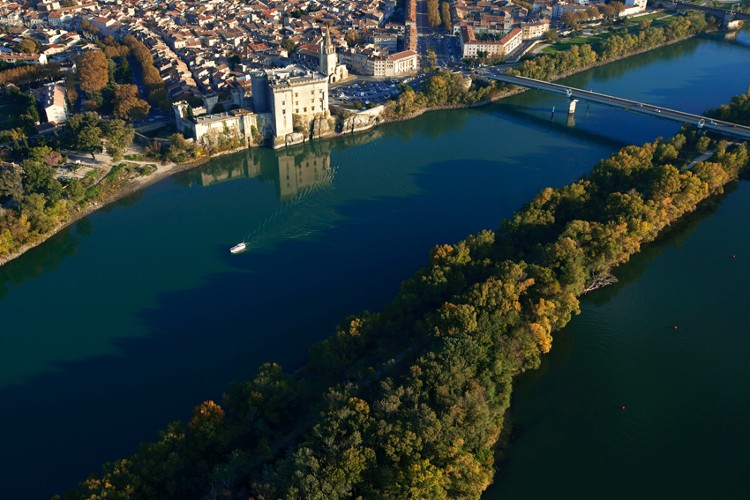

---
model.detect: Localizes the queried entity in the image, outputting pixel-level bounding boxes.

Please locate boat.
[230,242,247,254]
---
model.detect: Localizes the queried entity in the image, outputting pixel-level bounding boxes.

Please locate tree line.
[0,113,134,258]
[62,85,750,498]
[383,70,502,118]
[512,13,711,81]
[123,35,169,110]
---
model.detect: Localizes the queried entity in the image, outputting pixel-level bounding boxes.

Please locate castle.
[173,28,346,149]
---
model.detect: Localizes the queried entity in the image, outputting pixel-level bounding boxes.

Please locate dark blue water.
[0,32,747,498]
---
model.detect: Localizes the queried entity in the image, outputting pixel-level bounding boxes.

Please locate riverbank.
[0,143,255,267]
[66,85,750,497]
[0,20,715,268]
[3,31,748,499]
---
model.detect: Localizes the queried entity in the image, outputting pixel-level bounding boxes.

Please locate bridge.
[671,2,750,23]
[485,72,750,140]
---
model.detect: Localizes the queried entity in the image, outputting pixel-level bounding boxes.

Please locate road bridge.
[672,2,750,22]
[485,72,750,140]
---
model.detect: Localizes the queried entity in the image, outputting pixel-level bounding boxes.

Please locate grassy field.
[541,14,677,54]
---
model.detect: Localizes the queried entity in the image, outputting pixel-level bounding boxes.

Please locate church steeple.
[319,27,337,78]
[324,27,335,55]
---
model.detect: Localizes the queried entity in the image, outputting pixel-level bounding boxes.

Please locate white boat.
[230,242,246,254]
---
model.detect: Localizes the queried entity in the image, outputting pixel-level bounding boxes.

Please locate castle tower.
[319,27,337,79]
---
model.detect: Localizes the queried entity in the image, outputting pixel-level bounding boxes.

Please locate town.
[0,0,661,150]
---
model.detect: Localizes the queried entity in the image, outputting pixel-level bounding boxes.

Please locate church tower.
[319,27,337,80]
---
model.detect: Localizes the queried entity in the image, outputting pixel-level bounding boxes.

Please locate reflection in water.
[277,146,333,200]
[197,143,342,252]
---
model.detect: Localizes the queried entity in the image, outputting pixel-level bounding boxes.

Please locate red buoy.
[621,406,626,411]
[674,325,678,330]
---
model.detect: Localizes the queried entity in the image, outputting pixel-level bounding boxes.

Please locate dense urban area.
[0,0,749,497]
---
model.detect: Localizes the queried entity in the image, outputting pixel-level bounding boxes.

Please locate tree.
[17,38,39,54]
[112,84,150,120]
[441,1,452,32]
[102,120,134,162]
[543,30,559,44]
[0,163,23,203]
[76,126,104,159]
[77,50,109,96]
[280,39,296,53]
[561,12,580,30]
[427,0,442,28]
[345,30,362,47]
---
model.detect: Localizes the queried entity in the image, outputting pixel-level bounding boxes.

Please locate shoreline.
[0,30,710,268]
[0,146,245,267]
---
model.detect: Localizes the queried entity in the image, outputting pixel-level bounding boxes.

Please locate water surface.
[0,32,747,498]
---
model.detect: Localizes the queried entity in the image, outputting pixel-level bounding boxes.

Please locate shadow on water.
[0,219,87,299]
[0,133,607,499]
[484,102,629,150]
[585,180,742,307]
[0,190,148,297]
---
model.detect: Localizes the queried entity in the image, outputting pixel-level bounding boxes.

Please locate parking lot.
[329,80,403,106]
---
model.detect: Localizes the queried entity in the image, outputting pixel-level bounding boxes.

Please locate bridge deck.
[486,72,750,140]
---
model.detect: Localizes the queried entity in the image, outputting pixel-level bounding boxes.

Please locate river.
[0,32,747,498]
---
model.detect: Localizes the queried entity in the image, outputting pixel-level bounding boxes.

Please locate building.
[0,52,47,65]
[173,105,258,146]
[460,26,522,59]
[340,47,419,78]
[250,65,331,144]
[319,28,348,84]
[624,0,647,9]
[521,20,550,40]
[40,82,67,124]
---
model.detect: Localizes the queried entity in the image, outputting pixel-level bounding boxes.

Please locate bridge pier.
[568,98,579,114]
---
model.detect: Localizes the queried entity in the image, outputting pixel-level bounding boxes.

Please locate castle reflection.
[197,142,334,201]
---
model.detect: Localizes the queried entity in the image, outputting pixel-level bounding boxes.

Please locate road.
[415,0,461,67]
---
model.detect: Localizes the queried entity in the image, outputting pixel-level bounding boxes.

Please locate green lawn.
[540,14,677,54]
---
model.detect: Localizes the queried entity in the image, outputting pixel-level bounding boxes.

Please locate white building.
[340,47,419,78]
[521,20,551,41]
[40,82,67,124]
[319,28,349,84]
[173,105,259,146]
[460,26,523,59]
[250,65,331,145]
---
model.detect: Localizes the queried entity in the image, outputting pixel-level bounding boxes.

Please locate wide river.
[0,32,748,498]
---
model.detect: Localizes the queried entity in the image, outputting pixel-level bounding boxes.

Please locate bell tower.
[319,27,337,80]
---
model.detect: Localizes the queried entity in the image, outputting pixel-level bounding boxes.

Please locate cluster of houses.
[0,0,652,147]
[454,0,648,60]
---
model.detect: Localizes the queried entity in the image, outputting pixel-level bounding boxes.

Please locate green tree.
[0,163,24,203]
[280,38,296,53]
[543,30,559,43]
[102,120,135,162]
[427,0,442,27]
[76,126,104,159]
